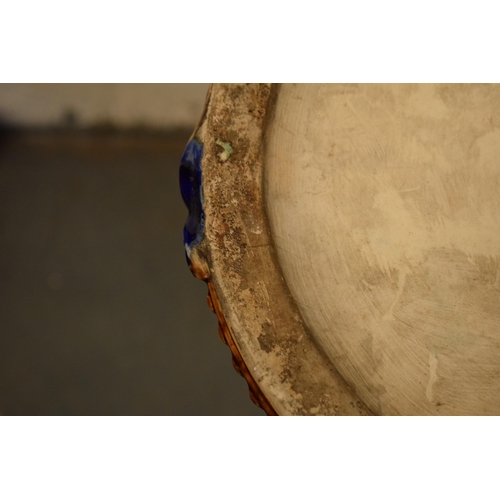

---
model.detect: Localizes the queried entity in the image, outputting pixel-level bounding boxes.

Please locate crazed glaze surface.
[265,84,500,415]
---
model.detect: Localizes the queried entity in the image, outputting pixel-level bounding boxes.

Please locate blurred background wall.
[0,84,209,129]
[0,84,264,416]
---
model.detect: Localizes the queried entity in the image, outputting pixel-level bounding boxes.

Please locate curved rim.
[183,84,370,416]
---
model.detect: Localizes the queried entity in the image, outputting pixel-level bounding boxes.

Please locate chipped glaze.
[180,84,369,416]
[179,124,278,415]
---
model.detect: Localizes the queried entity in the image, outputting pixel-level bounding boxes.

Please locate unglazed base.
[265,84,500,415]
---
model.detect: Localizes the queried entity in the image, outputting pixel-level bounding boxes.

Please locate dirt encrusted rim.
[184,84,370,416]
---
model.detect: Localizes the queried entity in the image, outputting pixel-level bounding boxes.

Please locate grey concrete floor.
[0,131,263,415]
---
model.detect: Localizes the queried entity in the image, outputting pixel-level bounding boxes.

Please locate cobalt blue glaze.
[179,139,204,264]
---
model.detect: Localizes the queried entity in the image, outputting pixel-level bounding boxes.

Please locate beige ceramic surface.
[265,84,500,415]
[192,84,369,415]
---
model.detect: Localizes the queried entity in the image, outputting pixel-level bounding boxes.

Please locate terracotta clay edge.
[206,280,278,416]
[187,253,277,415]
[188,254,278,414]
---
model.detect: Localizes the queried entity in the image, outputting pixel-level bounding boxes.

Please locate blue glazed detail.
[179,139,204,264]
